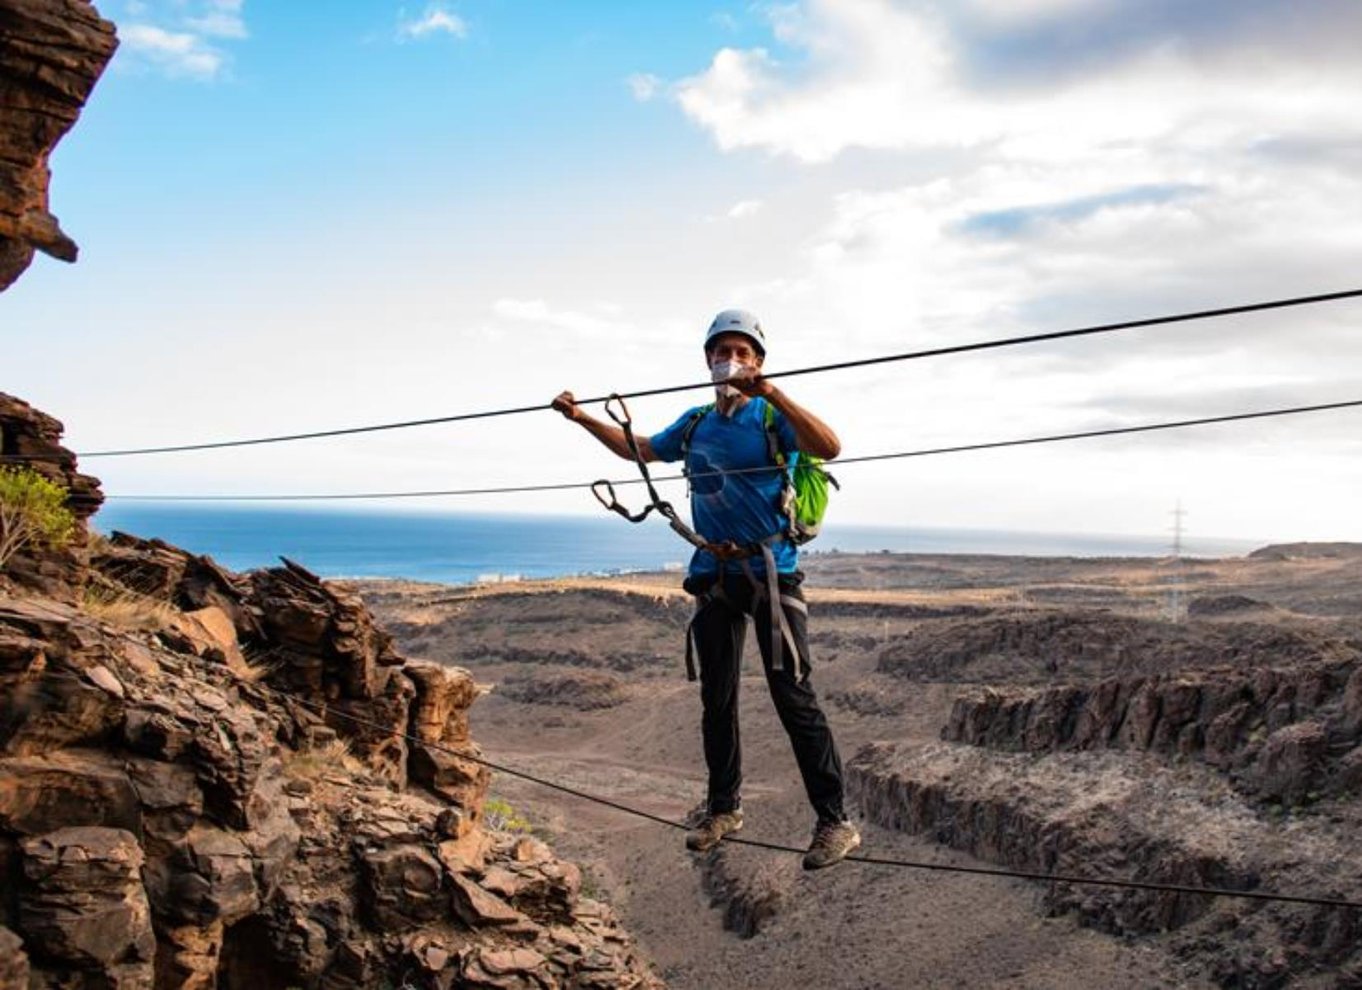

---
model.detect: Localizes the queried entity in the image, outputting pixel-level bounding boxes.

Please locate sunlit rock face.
[0,0,117,292]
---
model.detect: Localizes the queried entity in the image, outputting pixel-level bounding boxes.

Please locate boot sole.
[685,820,743,852]
[802,831,861,870]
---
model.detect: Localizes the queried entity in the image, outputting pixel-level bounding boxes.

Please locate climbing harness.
[683,556,806,682]
[593,394,813,681]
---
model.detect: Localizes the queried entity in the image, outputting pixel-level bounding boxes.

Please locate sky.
[3,0,1361,545]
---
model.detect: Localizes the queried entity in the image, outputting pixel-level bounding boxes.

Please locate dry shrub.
[285,737,365,779]
[84,585,178,633]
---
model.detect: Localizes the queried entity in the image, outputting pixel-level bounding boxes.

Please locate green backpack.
[680,400,838,546]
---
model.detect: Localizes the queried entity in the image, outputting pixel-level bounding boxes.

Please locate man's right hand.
[552,390,582,421]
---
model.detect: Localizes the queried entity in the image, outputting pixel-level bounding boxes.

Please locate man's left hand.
[729,369,774,398]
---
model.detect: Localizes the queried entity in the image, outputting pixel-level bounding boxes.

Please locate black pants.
[687,570,847,823]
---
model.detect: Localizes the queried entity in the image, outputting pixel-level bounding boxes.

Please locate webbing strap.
[738,544,799,676]
[686,563,806,682]
[685,621,697,681]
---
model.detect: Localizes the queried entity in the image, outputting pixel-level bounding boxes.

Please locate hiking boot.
[685,809,744,852]
[803,818,861,869]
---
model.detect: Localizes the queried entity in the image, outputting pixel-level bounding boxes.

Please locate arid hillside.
[358,546,1362,989]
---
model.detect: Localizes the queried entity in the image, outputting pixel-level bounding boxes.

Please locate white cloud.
[119,23,224,79]
[186,0,248,41]
[658,0,1362,536]
[398,4,468,41]
[627,73,662,102]
[674,0,1362,163]
[727,199,764,219]
[491,299,626,340]
[711,11,740,32]
[116,1,247,79]
[961,0,1119,26]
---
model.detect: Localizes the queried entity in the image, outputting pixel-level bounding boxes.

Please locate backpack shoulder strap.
[761,400,786,467]
[679,403,714,459]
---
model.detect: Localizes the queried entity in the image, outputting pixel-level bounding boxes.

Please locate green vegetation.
[482,796,533,833]
[0,466,76,569]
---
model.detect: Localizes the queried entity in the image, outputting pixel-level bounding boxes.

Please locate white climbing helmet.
[703,309,766,356]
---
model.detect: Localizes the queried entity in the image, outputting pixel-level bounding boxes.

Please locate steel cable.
[101,396,1362,501]
[73,288,1362,457]
[32,610,1362,910]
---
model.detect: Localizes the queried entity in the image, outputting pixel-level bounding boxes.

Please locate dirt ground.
[351,544,1362,989]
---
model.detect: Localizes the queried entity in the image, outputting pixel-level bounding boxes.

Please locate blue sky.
[5,0,1362,543]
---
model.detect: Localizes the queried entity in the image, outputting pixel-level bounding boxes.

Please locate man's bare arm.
[731,377,841,459]
[551,391,658,462]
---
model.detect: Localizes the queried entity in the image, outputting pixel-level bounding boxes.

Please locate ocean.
[91,504,1263,587]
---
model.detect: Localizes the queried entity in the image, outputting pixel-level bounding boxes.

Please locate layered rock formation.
[849,607,1362,986]
[942,661,1362,803]
[0,397,661,988]
[0,0,116,291]
[847,742,1362,985]
[878,610,1360,685]
[0,392,104,600]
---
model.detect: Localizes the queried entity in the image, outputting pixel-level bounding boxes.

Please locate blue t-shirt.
[649,398,799,578]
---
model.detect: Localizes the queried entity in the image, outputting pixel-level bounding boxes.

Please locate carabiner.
[603,393,632,429]
[591,479,619,512]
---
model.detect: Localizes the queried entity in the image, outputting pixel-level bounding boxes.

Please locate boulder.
[0,926,29,990]
[248,559,404,703]
[360,845,445,932]
[405,660,477,746]
[125,757,203,843]
[153,824,259,928]
[438,830,492,877]
[251,882,343,984]
[461,946,551,989]
[328,669,413,784]
[167,607,246,670]
[0,750,141,836]
[478,859,581,923]
[124,685,281,834]
[17,826,155,977]
[1252,721,1329,805]
[408,742,491,810]
[448,872,525,928]
[0,600,125,756]
[153,922,222,990]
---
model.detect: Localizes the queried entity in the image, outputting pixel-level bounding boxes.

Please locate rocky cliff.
[0,392,104,600]
[0,396,660,989]
[0,0,116,292]
[847,607,1362,987]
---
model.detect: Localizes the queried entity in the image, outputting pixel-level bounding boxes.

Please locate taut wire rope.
[99,396,1362,501]
[40,666,1354,911]
[72,288,1362,458]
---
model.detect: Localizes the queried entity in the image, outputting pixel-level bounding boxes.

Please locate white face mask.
[710,359,748,398]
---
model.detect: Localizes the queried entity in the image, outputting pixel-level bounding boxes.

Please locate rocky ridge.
[0,394,660,989]
[0,393,104,601]
[846,742,1361,987]
[847,606,1362,987]
[942,660,1362,804]
[878,610,1361,685]
[0,0,116,292]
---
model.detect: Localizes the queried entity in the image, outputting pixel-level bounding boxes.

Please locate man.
[552,309,861,869]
